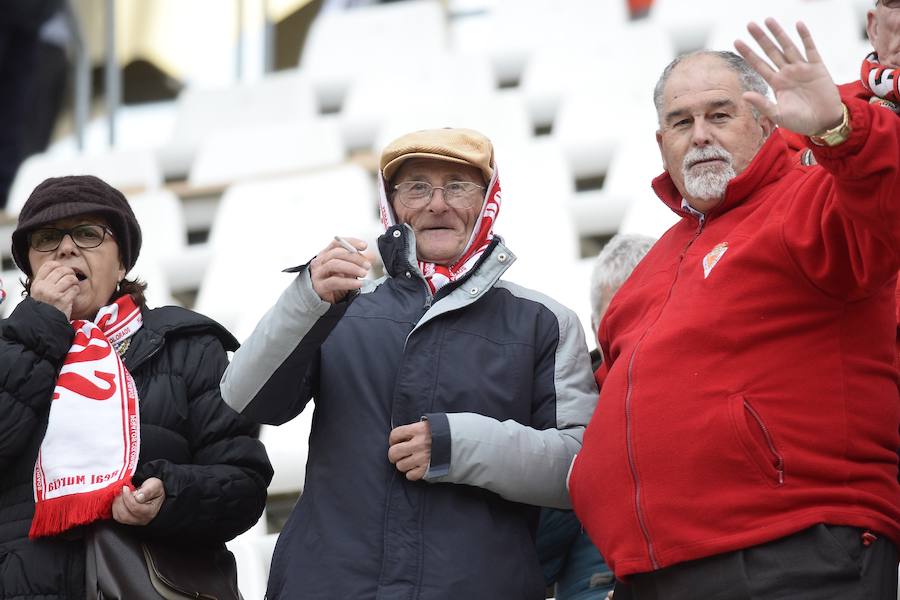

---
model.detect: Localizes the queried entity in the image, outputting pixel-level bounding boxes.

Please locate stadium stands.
[2,2,877,596]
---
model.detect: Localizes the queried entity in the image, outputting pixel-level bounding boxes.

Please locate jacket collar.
[652,129,792,222]
[408,236,516,337]
[378,223,418,278]
[378,219,512,282]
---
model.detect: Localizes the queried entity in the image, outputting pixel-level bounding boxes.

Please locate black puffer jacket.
[0,297,273,599]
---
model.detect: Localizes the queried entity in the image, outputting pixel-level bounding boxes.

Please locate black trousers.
[615,524,897,600]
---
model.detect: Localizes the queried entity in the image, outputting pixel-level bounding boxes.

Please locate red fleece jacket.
[570,95,900,578]
[784,82,900,367]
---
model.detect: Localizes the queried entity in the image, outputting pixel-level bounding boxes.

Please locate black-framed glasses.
[393,181,485,209]
[29,224,115,252]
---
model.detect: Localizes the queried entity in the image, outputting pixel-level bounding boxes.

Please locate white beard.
[682,146,736,201]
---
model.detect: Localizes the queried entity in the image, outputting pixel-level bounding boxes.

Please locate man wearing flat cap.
[222,127,598,599]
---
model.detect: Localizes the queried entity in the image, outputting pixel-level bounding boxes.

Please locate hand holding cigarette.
[310,235,371,303]
[334,236,359,254]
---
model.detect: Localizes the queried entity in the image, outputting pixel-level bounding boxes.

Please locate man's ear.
[759,115,775,139]
[656,130,668,171]
[867,9,878,48]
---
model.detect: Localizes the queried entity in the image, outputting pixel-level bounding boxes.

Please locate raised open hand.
[734,18,843,136]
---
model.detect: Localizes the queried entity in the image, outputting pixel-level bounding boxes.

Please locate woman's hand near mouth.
[30,260,81,319]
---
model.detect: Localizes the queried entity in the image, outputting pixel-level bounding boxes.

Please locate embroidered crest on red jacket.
[702,242,728,279]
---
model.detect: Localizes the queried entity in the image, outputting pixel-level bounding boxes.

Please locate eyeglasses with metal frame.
[29,224,115,252]
[392,181,485,209]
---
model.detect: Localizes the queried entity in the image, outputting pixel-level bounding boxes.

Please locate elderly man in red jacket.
[570,18,900,599]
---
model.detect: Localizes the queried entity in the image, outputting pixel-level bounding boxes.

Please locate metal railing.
[64,0,272,150]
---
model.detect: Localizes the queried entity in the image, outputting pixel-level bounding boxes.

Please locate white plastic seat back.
[340,52,496,152]
[495,138,584,317]
[8,149,163,216]
[518,4,647,129]
[301,0,448,111]
[615,135,679,239]
[1,271,24,319]
[649,0,720,54]
[128,189,188,263]
[260,408,315,496]
[227,531,279,600]
[195,165,378,337]
[704,0,859,81]
[374,90,532,164]
[188,118,345,187]
[553,87,660,183]
[159,70,318,177]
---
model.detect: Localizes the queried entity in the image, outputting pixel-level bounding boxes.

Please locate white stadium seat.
[300,0,449,112]
[0,271,24,319]
[340,52,497,152]
[553,87,660,183]
[374,89,533,164]
[194,164,379,339]
[158,70,318,178]
[260,409,315,496]
[648,0,719,54]
[126,189,210,296]
[614,134,679,240]
[188,118,346,188]
[703,0,860,82]
[7,149,163,216]
[228,531,279,600]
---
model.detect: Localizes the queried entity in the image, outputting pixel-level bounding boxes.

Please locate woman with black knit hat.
[0,174,273,599]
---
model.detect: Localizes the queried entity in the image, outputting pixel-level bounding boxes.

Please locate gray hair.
[653,50,770,124]
[590,234,657,334]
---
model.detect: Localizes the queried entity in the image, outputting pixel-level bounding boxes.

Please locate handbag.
[85,521,243,600]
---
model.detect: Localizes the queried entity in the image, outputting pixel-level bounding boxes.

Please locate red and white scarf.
[861,52,900,113]
[379,165,503,294]
[30,295,142,538]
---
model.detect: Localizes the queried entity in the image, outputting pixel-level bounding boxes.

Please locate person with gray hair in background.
[536,234,654,600]
[588,234,657,380]
[570,17,900,599]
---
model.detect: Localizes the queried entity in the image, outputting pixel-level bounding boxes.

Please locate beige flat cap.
[380,127,494,184]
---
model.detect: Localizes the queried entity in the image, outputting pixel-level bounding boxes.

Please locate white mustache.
[683,146,732,171]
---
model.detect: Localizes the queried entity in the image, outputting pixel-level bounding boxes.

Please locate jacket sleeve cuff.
[5,297,74,361]
[809,97,870,165]
[424,412,451,479]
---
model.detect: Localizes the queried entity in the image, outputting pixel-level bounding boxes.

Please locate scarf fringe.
[29,477,132,539]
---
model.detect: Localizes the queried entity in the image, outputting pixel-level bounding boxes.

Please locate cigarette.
[334,236,359,254]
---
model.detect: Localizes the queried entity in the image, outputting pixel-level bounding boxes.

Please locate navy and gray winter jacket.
[222,225,598,599]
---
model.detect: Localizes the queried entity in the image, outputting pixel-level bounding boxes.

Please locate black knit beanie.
[11,175,142,277]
